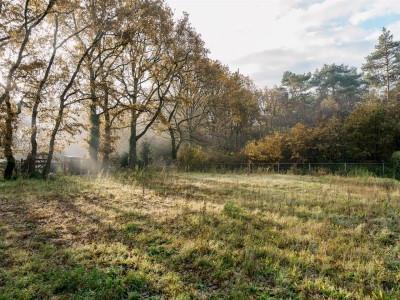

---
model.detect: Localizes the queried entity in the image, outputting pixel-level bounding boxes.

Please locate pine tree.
[362,28,400,102]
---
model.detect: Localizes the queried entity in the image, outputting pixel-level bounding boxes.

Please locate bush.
[177,145,248,171]
[0,161,4,179]
[177,145,206,170]
[391,151,400,177]
[243,132,283,163]
[114,152,129,168]
[391,151,400,166]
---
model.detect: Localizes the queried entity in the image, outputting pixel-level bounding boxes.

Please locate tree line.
[0,1,399,179]
[244,28,400,165]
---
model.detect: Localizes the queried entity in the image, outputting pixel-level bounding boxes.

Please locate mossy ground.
[0,172,399,299]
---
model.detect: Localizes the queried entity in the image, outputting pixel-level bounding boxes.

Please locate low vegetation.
[1,171,399,299]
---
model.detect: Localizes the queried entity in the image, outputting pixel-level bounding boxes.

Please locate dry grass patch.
[0,172,399,299]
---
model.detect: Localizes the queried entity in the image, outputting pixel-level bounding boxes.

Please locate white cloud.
[166,0,400,86]
[350,0,400,25]
[388,21,400,37]
[232,41,373,87]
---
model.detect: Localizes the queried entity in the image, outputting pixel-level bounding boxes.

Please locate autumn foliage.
[0,2,400,179]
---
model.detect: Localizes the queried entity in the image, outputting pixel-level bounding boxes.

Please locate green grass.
[0,172,399,299]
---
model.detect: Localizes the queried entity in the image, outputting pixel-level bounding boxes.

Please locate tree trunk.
[169,126,178,160]
[28,99,39,175]
[88,65,100,173]
[128,77,139,169]
[43,108,63,178]
[128,109,138,169]
[99,49,111,172]
[102,107,112,171]
[386,51,390,103]
[4,99,15,180]
[188,118,193,146]
[89,103,100,172]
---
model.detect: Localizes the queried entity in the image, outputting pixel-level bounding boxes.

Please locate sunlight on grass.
[0,172,399,299]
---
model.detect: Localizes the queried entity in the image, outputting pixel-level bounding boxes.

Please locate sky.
[166,0,400,87]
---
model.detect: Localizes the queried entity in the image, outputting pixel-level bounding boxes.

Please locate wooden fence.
[0,156,85,177]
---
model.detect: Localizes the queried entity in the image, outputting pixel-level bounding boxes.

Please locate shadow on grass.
[0,175,399,299]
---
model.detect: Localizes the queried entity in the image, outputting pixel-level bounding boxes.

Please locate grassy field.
[0,171,399,299]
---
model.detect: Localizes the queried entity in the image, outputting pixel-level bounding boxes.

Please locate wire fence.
[0,160,398,179]
[174,162,396,178]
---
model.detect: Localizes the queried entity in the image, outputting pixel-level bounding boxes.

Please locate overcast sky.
[166,0,400,87]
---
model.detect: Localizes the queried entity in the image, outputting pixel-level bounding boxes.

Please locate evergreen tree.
[362,28,400,102]
[139,141,153,168]
[281,71,312,101]
[313,64,363,112]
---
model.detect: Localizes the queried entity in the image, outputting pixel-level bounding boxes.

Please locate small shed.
[63,156,84,175]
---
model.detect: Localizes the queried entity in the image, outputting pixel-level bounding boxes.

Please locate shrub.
[177,145,248,171]
[391,151,400,177]
[243,132,283,163]
[139,141,153,168]
[177,145,207,170]
[114,152,129,168]
[391,151,400,166]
